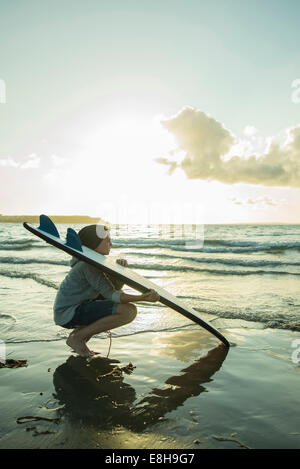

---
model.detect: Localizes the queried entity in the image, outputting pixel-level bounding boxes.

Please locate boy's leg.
[66,334,92,357]
[66,303,137,357]
[67,327,96,355]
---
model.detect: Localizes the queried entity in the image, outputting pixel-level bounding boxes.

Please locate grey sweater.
[53,256,124,326]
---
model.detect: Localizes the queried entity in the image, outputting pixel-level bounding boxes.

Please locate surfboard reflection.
[53,344,228,432]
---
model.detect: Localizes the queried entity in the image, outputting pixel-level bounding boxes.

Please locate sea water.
[0,223,300,345]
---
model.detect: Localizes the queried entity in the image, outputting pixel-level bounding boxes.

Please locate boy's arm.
[83,264,159,304]
[83,264,123,302]
[108,258,128,290]
[105,272,125,291]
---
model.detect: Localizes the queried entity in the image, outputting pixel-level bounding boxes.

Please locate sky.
[0,0,300,223]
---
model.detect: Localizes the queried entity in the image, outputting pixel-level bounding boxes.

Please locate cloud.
[0,157,19,168]
[20,153,40,169]
[0,153,40,169]
[51,154,66,167]
[230,196,243,205]
[230,195,279,206]
[243,125,259,137]
[157,107,300,188]
[43,154,68,182]
[154,157,178,175]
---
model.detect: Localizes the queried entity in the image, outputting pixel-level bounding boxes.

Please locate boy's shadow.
[53,344,228,432]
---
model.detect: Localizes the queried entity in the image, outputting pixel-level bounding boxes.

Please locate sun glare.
[79,113,175,183]
[95,115,173,164]
[64,112,182,223]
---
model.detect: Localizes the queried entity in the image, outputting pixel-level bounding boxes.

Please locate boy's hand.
[116,258,128,267]
[141,289,160,302]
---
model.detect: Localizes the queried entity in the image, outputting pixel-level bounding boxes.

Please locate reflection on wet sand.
[131,344,228,430]
[53,343,228,432]
[151,328,220,362]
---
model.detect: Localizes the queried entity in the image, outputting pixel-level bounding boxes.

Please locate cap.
[78,224,110,249]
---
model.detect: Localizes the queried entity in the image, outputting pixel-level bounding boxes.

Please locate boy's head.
[78,223,112,255]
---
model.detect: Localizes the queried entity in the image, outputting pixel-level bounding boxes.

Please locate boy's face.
[94,235,112,255]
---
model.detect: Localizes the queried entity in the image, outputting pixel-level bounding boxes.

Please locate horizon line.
[0,214,299,225]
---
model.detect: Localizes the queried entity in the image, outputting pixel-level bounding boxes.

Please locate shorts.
[62,294,119,329]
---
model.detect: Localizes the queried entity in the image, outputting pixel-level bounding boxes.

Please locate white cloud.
[0,157,19,167]
[51,154,66,167]
[243,125,259,137]
[0,153,40,169]
[230,195,278,206]
[157,106,300,188]
[20,153,40,169]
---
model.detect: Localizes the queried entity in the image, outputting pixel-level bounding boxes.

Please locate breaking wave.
[113,239,300,254]
[130,263,300,276]
[0,269,59,289]
[127,251,300,268]
[0,256,69,266]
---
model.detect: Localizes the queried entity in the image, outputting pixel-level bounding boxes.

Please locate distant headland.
[0,215,101,223]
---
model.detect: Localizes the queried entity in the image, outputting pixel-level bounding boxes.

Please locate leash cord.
[106,330,112,358]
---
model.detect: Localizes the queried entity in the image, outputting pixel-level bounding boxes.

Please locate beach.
[1,324,300,449]
[0,222,300,449]
[2,0,300,451]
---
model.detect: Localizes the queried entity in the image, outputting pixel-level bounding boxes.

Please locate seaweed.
[16,416,61,424]
[212,435,251,449]
[0,359,28,369]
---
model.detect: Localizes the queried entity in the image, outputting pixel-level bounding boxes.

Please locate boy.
[54,223,160,357]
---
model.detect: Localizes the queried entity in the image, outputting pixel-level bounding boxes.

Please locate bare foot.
[68,329,100,356]
[66,335,92,357]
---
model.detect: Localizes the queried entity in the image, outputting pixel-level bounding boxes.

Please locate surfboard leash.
[106,330,112,358]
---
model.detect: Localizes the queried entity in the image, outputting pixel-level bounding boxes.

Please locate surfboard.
[23,215,229,347]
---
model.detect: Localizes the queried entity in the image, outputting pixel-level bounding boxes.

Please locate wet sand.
[0,324,300,449]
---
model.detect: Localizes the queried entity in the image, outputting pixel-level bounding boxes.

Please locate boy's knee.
[124,303,137,322]
[117,303,137,322]
[128,303,137,320]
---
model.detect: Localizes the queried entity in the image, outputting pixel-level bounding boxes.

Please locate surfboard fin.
[65,228,83,252]
[38,214,60,238]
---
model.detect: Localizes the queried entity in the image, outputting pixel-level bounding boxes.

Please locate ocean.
[1,222,300,346]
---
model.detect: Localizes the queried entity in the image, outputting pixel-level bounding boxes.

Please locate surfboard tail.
[37,215,83,252]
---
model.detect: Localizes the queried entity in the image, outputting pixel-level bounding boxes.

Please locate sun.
[61,112,178,223]
[79,113,174,180]
[98,115,153,164]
